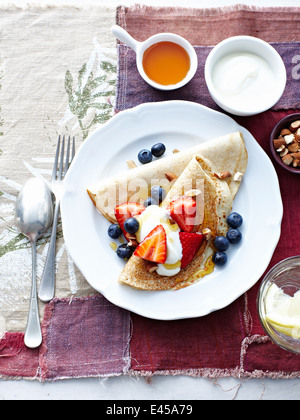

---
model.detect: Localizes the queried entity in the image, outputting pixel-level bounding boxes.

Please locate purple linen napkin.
[116,42,300,112]
[39,295,131,381]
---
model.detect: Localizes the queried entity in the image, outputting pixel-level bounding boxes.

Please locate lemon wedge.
[264,284,300,339]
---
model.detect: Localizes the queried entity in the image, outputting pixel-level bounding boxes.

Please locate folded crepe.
[118,155,234,290]
[87,131,248,291]
[87,131,248,224]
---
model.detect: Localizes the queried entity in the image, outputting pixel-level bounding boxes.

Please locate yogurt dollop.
[211,52,277,113]
[136,205,183,276]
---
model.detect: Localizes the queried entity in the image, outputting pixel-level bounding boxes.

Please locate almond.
[146,262,158,274]
[295,128,300,142]
[165,172,177,181]
[273,138,286,149]
[289,120,300,132]
[215,171,232,179]
[280,148,289,157]
[126,160,137,169]
[284,133,295,145]
[291,152,300,159]
[288,142,299,153]
[281,128,292,136]
[282,154,294,166]
[293,159,300,167]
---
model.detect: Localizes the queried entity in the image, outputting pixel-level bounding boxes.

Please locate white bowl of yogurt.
[204,36,287,116]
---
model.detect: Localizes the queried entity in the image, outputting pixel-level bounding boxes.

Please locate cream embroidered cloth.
[0,4,117,332]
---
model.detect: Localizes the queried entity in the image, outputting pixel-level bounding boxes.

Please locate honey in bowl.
[142,41,191,86]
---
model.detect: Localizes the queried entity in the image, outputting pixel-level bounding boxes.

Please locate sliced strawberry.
[114,202,145,241]
[168,196,197,232]
[179,232,204,269]
[134,225,167,264]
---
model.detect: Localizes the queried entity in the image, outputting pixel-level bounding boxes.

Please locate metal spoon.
[15,177,53,348]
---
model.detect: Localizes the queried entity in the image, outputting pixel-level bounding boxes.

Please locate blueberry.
[144,197,158,207]
[138,149,152,164]
[213,251,228,266]
[151,186,166,204]
[226,228,242,244]
[124,217,139,234]
[214,236,230,252]
[227,212,243,228]
[151,143,166,158]
[116,244,134,260]
[108,224,122,239]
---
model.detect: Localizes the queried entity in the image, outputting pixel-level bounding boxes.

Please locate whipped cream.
[136,205,183,276]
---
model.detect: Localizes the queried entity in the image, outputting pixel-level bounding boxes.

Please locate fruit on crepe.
[143,197,158,207]
[179,232,204,269]
[151,185,166,204]
[124,217,140,234]
[151,143,166,157]
[212,251,228,266]
[108,223,122,239]
[138,149,152,164]
[227,212,243,228]
[115,203,145,241]
[168,196,197,233]
[214,235,230,252]
[134,224,167,264]
[117,244,134,260]
[226,228,242,244]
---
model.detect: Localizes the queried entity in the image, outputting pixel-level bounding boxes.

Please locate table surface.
[1,0,300,401]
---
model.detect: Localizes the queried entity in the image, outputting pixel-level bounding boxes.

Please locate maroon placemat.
[116,5,300,378]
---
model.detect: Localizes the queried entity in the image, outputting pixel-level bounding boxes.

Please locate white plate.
[61,100,283,320]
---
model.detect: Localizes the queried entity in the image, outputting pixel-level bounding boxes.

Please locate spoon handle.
[111,25,140,52]
[38,201,60,302]
[24,240,42,349]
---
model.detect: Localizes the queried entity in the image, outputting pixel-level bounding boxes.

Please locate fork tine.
[52,135,61,182]
[71,136,75,162]
[64,135,71,174]
[58,135,65,180]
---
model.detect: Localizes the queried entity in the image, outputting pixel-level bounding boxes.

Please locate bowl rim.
[270,113,300,174]
[257,255,300,354]
[136,32,198,91]
[204,35,287,116]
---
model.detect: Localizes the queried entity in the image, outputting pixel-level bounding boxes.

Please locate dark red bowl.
[270,113,300,174]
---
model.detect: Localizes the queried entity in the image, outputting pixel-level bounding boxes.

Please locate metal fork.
[38,135,75,302]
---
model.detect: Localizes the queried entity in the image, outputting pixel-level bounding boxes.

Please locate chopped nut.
[215,171,232,179]
[202,228,212,240]
[126,160,137,169]
[146,262,158,274]
[284,134,295,145]
[289,120,300,132]
[288,142,299,153]
[280,147,289,157]
[293,159,300,167]
[165,172,177,181]
[276,145,285,153]
[295,128,300,142]
[273,138,286,149]
[282,153,294,166]
[291,151,300,159]
[172,148,180,154]
[185,189,202,197]
[234,172,243,182]
[128,239,138,247]
[281,128,292,136]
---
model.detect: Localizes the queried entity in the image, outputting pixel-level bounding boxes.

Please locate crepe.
[87,131,248,223]
[118,155,234,291]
